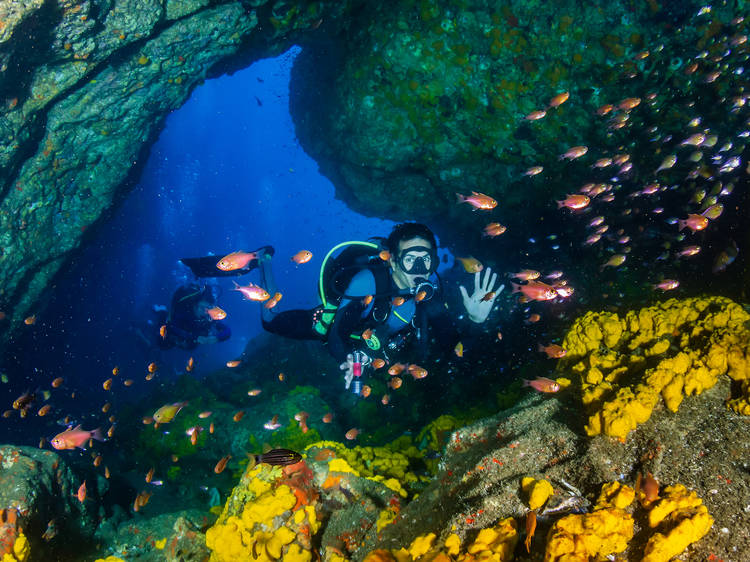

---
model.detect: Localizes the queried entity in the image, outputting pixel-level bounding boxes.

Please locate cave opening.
[4,46,398,420]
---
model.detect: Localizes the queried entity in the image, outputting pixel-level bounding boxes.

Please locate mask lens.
[401,253,430,273]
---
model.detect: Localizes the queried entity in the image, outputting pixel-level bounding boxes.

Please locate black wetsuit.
[262,267,464,363]
[158,285,231,350]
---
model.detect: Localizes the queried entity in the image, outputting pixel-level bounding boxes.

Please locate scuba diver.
[254,223,504,392]
[152,282,231,350]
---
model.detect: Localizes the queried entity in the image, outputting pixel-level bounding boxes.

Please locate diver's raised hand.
[459,267,504,323]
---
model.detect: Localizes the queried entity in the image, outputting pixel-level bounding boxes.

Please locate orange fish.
[653,279,679,291]
[525,510,537,553]
[104,466,110,479]
[511,281,557,301]
[548,92,569,107]
[361,294,374,306]
[456,191,497,210]
[278,372,285,382]
[559,146,588,160]
[525,313,541,324]
[2,411,12,418]
[322,412,333,423]
[51,426,104,450]
[209,422,215,434]
[123,379,133,387]
[415,290,427,302]
[133,490,152,512]
[233,410,245,422]
[147,362,157,374]
[678,214,708,232]
[190,429,198,446]
[538,343,567,358]
[24,315,36,325]
[214,455,232,474]
[372,358,385,370]
[76,482,87,503]
[159,325,167,339]
[381,394,390,405]
[618,97,641,110]
[216,251,257,271]
[107,425,115,438]
[198,411,212,418]
[145,467,154,483]
[102,379,112,391]
[345,428,360,440]
[263,292,282,309]
[226,360,241,368]
[93,455,102,467]
[101,402,111,413]
[361,328,373,340]
[454,341,464,357]
[232,281,270,302]
[38,404,52,417]
[510,270,540,281]
[480,291,495,302]
[483,223,507,237]
[51,377,63,388]
[524,166,544,176]
[247,389,261,397]
[596,104,614,116]
[291,250,313,264]
[391,296,405,307]
[523,377,561,393]
[389,377,403,389]
[145,372,155,381]
[207,307,226,320]
[360,385,372,398]
[457,256,483,273]
[295,411,310,433]
[525,109,547,120]
[388,363,406,376]
[408,365,428,379]
[186,356,194,372]
[264,415,281,430]
[556,194,590,209]
[379,250,391,261]
[142,417,153,425]
[112,366,119,376]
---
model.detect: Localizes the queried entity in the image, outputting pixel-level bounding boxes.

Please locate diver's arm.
[327,301,367,362]
[325,270,376,362]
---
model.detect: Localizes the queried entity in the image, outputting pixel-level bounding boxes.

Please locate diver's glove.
[459,266,504,323]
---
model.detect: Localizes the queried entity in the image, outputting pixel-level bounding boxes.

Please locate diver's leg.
[262,308,321,340]
[257,252,279,323]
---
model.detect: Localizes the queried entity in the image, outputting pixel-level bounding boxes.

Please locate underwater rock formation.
[0,445,99,560]
[0,0,356,350]
[196,366,748,560]
[94,510,211,562]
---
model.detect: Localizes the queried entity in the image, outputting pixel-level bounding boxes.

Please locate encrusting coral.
[642,484,714,562]
[560,296,750,439]
[544,482,635,561]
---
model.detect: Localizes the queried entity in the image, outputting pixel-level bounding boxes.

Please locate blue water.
[4,47,409,414]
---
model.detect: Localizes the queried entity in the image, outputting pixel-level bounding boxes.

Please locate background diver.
[148,282,231,350]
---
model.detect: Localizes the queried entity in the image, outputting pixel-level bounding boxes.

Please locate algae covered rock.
[0,445,99,560]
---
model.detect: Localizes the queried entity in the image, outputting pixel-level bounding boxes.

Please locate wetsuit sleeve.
[326,270,376,363]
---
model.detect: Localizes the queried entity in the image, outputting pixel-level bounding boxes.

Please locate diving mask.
[397,246,438,275]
